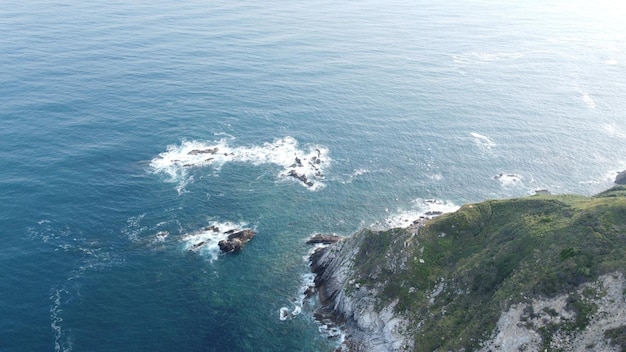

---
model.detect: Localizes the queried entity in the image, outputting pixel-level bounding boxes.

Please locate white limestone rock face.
[310,231,414,352]
[479,272,626,352]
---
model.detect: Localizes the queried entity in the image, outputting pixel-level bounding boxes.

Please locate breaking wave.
[180,221,253,262]
[471,132,497,151]
[494,173,525,188]
[150,136,331,192]
[375,198,460,229]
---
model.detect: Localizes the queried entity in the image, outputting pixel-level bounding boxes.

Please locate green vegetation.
[605,325,626,351]
[348,185,626,351]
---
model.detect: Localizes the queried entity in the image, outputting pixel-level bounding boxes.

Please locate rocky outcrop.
[308,230,414,352]
[218,229,256,253]
[616,170,626,185]
[479,272,626,352]
[287,170,314,187]
[305,186,626,351]
[188,147,219,155]
[306,234,343,245]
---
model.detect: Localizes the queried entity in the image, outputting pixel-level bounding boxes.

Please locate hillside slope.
[310,185,626,351]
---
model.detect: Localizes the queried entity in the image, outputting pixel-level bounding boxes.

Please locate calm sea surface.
[1,0,625,350]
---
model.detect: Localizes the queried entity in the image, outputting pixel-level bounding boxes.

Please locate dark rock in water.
[218,240,243,253]
[306,234,342,245]
[190,241,207,251]
[424,211,443,217]
[304,285,317,298]
[308,246,329,276]
[188,147,219,155]
[534,189,551,195]
[616,170,626,185]
[218,229,256,253]
[295,156,303,167]
[287,170,314,187]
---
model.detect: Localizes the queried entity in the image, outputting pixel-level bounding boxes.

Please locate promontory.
[309,185,626,351]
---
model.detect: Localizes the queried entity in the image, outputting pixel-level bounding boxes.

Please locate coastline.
[307,223,426,352]
[306,184,626,351]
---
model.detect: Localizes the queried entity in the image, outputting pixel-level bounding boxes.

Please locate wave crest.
[150,136,331,192]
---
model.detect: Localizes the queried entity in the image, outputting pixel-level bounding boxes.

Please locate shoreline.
[306,223,427,352]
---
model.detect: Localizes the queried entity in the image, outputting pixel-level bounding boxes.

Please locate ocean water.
[1,0,625,350]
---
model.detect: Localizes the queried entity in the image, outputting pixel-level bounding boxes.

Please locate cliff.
[310,185,626,351]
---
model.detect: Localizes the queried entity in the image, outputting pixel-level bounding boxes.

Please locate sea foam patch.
[150,136,331,192]
[453,51,523,66]
[471,132,496,151]
[602,123,626,139]
[582,93,596,109]
[376,198,459,229]
[180,221,253,262]
[494,173,524,188]
[279,271,316,321]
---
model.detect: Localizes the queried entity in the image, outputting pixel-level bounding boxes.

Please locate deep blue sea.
[1,0,625,351]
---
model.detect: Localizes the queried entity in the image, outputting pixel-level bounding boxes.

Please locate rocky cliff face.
[479,272,626,352]
[310,226,420,352]
[309,186,626,351]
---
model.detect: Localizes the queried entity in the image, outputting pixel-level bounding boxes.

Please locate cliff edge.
[310,185,626,351]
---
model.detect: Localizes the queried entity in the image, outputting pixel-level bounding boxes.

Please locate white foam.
[180,221,250,262]
[341,168,370,184]
[122,214,147,243]
[50,288,72,352]
[602,123,626,139]
[494,173,524,188]
[580,166,626,185]
[375,198,459,230]
[470,132,496,151]
[606,59,619,65]
[453,51,523,66]
[582,93,596,109]
[153,231,169,243]
[428,173,444,181]
[150,136,331,192]
[279,272,316,321]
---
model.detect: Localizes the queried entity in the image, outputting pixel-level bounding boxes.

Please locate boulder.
[218,229,256,253]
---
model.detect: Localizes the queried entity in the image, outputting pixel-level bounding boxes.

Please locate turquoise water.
[1,1,625,351]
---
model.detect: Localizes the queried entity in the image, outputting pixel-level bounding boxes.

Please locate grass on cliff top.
[352,185,626,351]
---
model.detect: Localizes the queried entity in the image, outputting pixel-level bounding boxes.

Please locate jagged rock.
[306,234,342,245]
[287,170,314,187]
[303,285,317,298]
[188,147,218,155]
[190,240,207,251]
[218,229,256,253]
[308,229,416,352]
[424,211,443,217]
[616,170,626,184]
